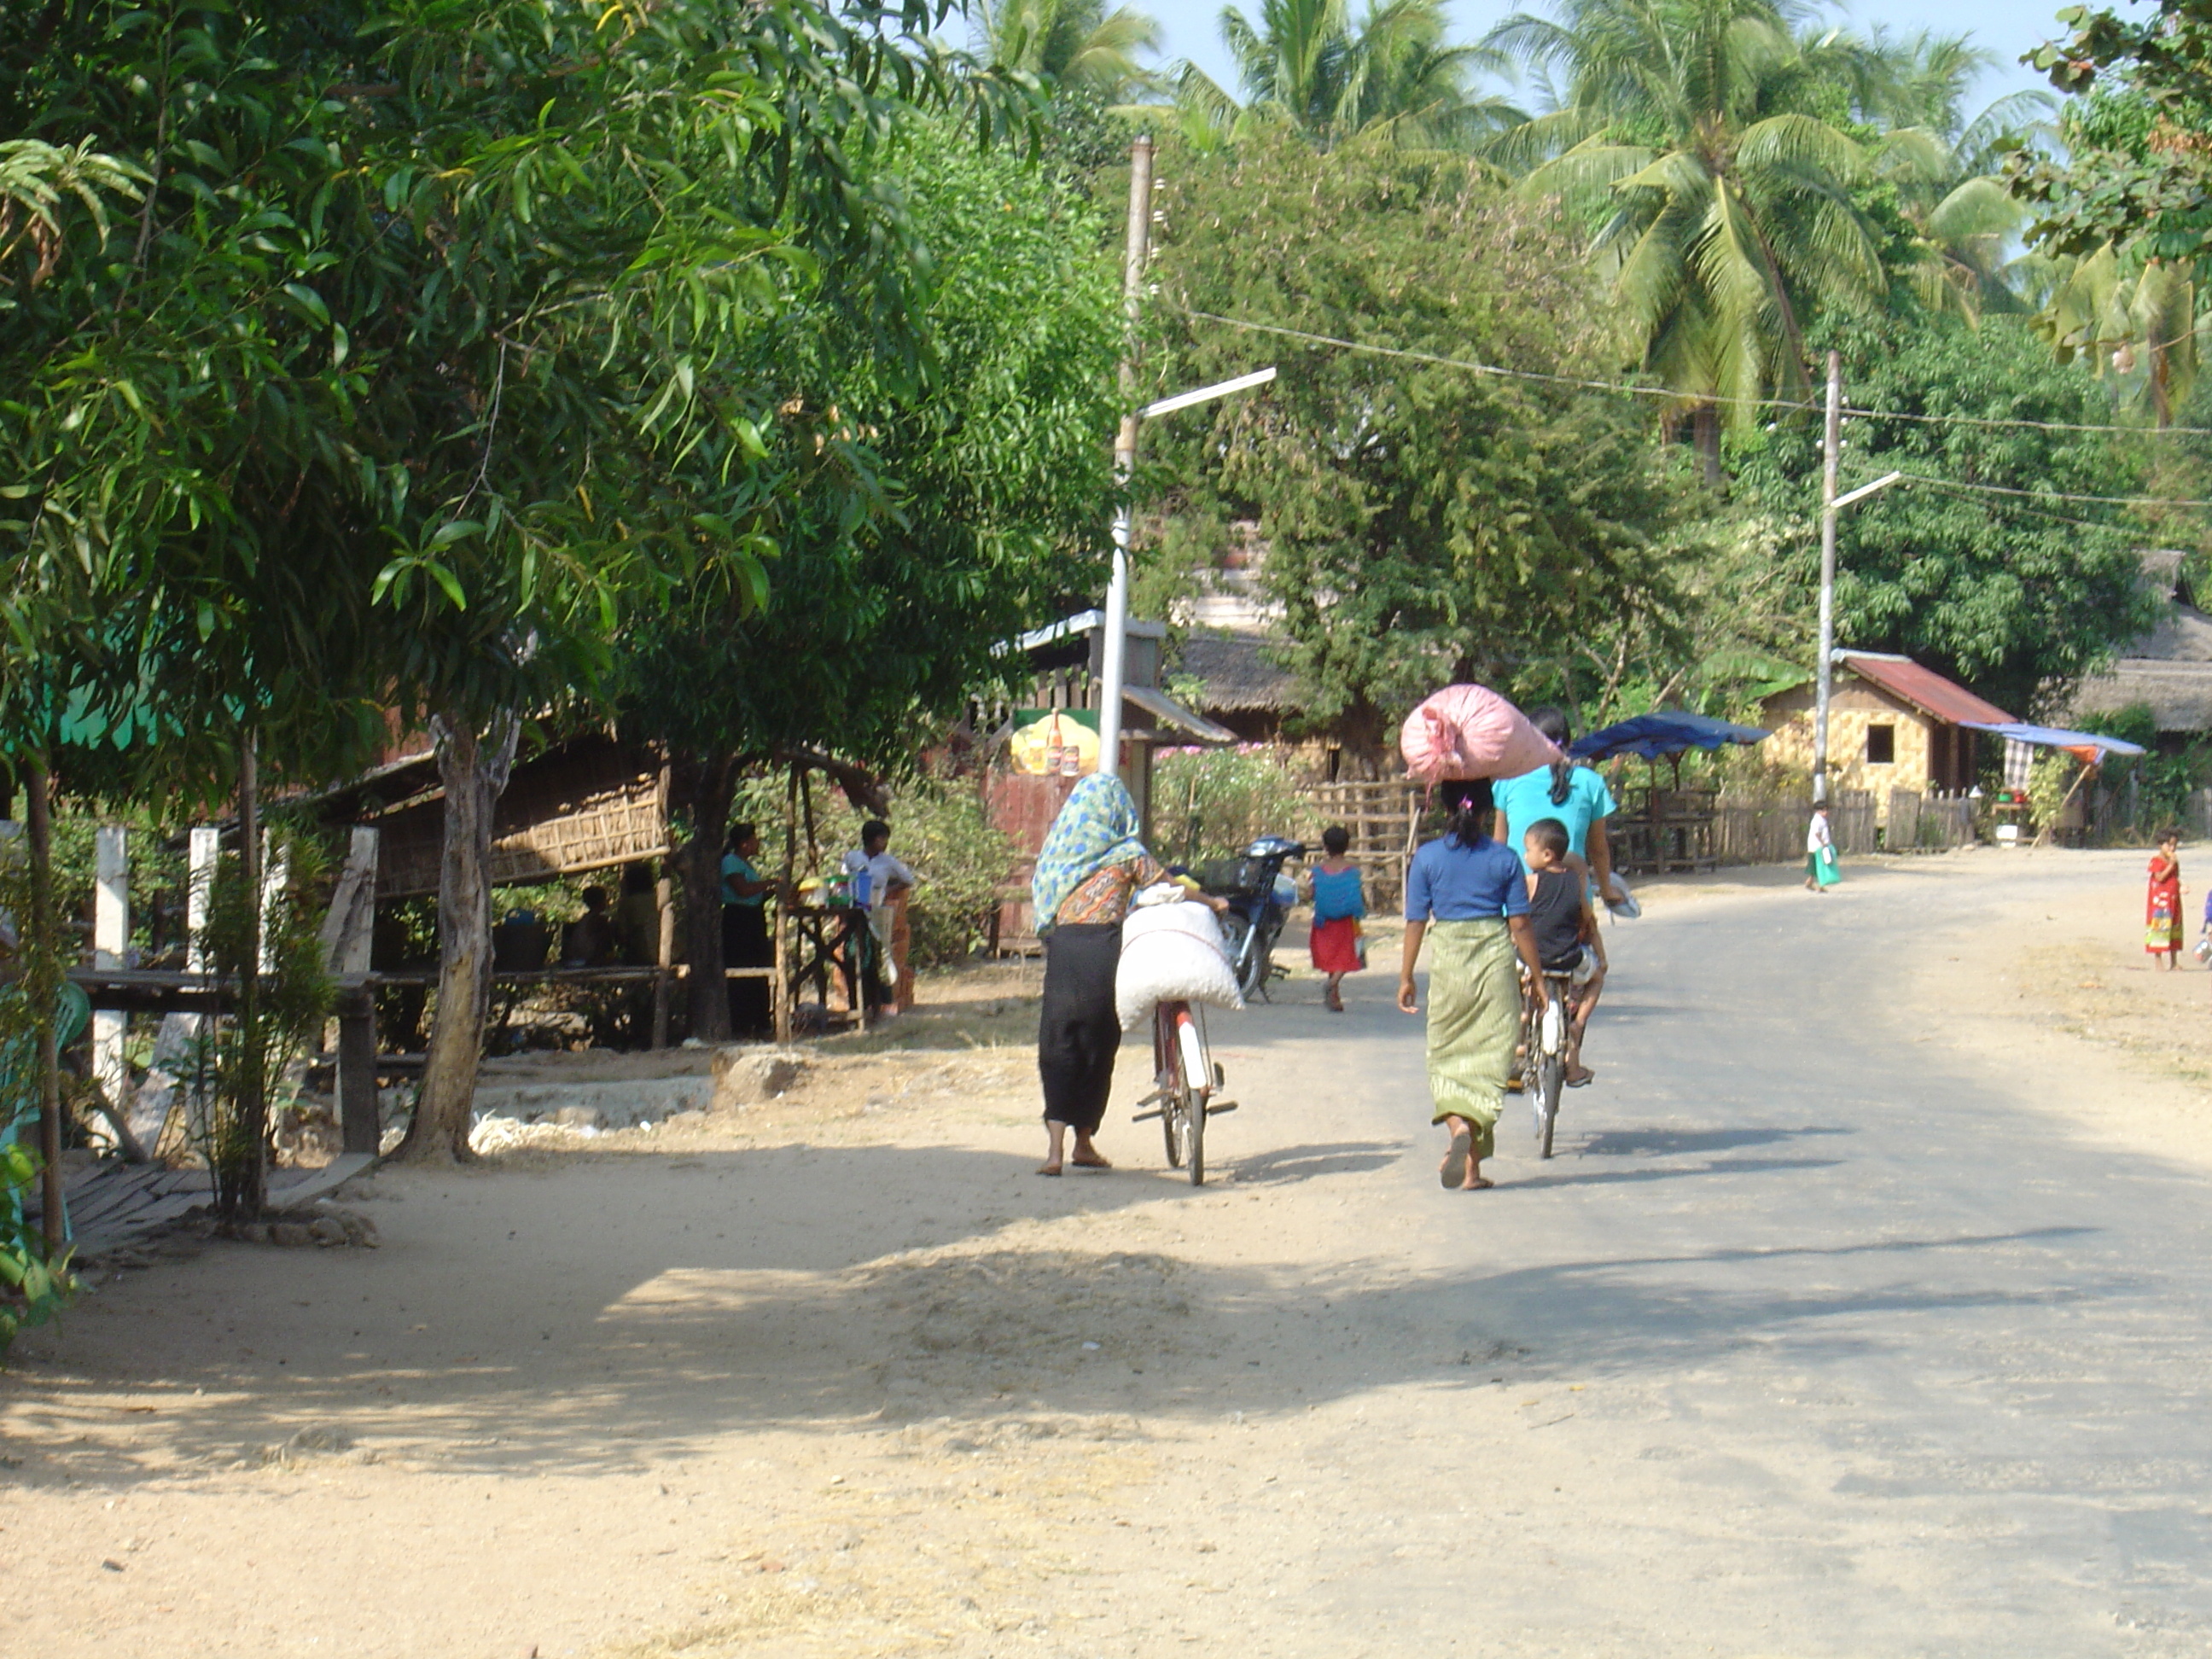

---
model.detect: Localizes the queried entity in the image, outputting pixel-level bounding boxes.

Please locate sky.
[1149,0,2071,114]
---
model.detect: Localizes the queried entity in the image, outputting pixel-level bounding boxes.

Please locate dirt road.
[10,848,2212,1656]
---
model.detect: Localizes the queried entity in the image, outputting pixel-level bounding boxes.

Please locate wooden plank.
[266,1152,375,1208]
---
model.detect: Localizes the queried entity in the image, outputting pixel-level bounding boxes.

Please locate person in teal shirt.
[720,824,772,1036]
[1492,707,1626,904]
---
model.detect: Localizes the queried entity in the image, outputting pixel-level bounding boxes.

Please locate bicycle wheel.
[1156,1006,1190,1169]
[1177,1010,1210,1186]
[1538,1052,1563,1159]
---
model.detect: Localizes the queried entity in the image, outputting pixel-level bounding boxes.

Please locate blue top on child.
[1311,865,1366,923]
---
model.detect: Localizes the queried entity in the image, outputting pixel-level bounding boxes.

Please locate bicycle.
[1519,967,1574,1160]
[1132,998,1236,1185]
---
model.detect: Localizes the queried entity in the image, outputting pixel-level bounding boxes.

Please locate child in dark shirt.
[1522,818,1607,1087]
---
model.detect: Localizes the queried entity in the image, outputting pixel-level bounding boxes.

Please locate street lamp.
[1096,364,1278,777]
[1811,345,1906,803]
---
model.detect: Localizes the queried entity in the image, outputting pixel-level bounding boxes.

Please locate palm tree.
[1177,0,1523,151]
[977,0,1163,101]
[1486,0,1889,480]
[1852,28,2057,323]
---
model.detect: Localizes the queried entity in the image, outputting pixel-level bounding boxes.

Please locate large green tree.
[620,124,1123,1039]
[1146,130,1690,749]
[8,0,1010,1164]
[1488,0,1892,479]
[1728,312,2156,715]
[1177,0,1522,151]
[980,0,1161,98]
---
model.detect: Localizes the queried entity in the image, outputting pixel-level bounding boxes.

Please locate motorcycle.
[1192,835,1307,1001]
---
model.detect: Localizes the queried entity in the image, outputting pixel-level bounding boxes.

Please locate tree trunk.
[672,748,738,1045]
[392,709,518,1163]
[24,754,62,1259]
[1691,403,1725,486]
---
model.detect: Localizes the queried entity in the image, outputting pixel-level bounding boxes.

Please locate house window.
[1866,724,1896,765]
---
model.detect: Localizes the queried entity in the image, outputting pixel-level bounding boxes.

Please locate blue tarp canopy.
[1569,712,1771,763]
[1959,721,2147,759]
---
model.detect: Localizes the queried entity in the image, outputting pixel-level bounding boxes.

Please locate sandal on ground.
[1463,1175,1495,1190]
[1566,1068,1595,1088]
[1440,1129,1472,1190]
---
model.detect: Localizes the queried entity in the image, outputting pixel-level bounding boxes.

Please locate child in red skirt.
[1307,824,1366,1012]
[2148,828,2183,969]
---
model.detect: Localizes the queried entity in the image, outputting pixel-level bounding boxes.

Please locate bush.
[1152,747,1318,866]
[731,767,1014,969]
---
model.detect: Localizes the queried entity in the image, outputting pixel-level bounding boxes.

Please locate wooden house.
[1760,653,2016,812]
[2071,550,2212,742]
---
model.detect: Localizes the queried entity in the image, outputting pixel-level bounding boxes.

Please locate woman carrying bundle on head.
[1399,777,1550,1192]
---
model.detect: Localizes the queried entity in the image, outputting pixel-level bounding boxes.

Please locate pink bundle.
[1400,684,1562,783]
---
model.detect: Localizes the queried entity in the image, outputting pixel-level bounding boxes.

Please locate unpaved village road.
[11,849,2212,1657]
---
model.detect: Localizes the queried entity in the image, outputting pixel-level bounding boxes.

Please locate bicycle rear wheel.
[1152,1004,1190,1169]
[1175,1011,1209,1185]
[1537,1052,1563,1159]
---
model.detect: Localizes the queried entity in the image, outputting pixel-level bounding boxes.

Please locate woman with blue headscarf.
[1030,774,1165,1176]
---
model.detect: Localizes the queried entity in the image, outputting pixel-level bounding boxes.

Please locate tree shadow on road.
[1226,1141,1405,1185]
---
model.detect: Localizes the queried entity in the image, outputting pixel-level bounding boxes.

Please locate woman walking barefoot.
[1031,775,1166,1177]
[2147,828,2184,969]
[1398,778,1550,1191]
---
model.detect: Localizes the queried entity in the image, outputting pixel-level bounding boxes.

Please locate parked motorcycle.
[1192,835,1307,1001]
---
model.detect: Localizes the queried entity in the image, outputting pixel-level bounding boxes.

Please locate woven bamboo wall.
[374,738,667,899]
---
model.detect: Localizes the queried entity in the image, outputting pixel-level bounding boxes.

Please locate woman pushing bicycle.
[1398,777,1551,1191]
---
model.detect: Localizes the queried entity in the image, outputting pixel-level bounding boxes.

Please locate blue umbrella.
[1569,712,1771,763]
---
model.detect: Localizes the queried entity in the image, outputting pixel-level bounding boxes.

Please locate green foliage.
[177,838,335,1220]
[0,1112,69,1353]
[620,116,1123,773]
[1147,130,1691,735]
[2011,6,2212,271]
[1153,747,1316,864]
[2026,748,2080,834]
[1726,312,2155,714]
[1491,0,1890,437]
[1178,0,1525,151]
[780,769,1016,967]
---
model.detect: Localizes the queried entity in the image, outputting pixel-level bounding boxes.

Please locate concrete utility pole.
[1097,133,1155,783]
[1813,349,1842,806]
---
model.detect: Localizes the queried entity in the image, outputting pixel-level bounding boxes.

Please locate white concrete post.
[92,825,128,1116]
[259,832,287,973]
[187,826,218,972]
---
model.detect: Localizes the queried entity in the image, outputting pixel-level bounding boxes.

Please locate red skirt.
[1309,915,1362,975]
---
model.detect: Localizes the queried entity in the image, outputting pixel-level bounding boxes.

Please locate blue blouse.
[1406,835,1529,923]
[1311,865,1366,923]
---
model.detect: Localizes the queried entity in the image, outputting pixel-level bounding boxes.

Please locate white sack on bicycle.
[1116,900,1244,1031]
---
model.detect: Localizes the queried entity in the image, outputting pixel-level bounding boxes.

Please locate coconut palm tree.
[1486,0,1890,480]
[1177,0,1523,151]
[978,0,1163,100]
[1851,28,2057,323]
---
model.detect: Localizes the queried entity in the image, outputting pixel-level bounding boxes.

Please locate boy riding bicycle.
[1521,818,1606,1087]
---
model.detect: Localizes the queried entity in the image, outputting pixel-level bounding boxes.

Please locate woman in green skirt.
[1397,777,1551,1190]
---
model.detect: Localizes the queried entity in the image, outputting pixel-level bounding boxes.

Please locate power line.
[1174,303,2212,443]
[1173,307,1821,415]
[1883,476,2148,536]
[1890,470,2212,509]
[1845,403,2212,439]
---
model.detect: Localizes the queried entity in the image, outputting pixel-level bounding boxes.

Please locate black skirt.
[723,903,771,1036]
[1038,922,1122,1135]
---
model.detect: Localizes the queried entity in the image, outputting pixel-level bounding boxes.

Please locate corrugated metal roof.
[1841,653,2016,726]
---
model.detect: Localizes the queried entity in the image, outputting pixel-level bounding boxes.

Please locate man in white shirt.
[841,820,917,1012]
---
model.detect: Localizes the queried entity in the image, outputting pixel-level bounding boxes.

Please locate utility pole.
[1097,133,1154,783]
[1813,349,1842,806]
